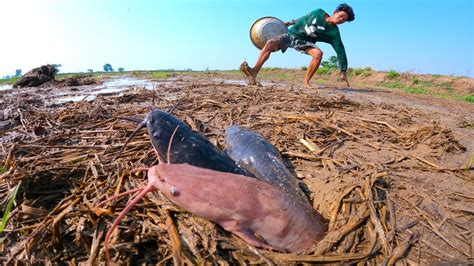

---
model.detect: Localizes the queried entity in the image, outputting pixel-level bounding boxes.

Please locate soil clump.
[13,65,56,88]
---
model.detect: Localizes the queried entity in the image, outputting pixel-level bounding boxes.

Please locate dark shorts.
[271,33,318,54]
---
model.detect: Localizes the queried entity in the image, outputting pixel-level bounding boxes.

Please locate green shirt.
[288,9,348,72]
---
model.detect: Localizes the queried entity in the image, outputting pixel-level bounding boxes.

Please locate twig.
[165,210,183,266]
[318,116,381,150]
[86,219,106,265]
[401,197,470,257]
[283,151,344,166]
[386,233,418,266]
[264,252,371,262]
[52,197,81,243]
[328,185,358,229]
[313,206,369,255]
[408,153,440,169]
[365,175,391,255]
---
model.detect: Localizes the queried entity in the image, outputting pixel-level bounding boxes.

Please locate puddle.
[90,87,128,96]
[210,78,274,86]
[52,77,158,103]
[0,84,12,91]
[56,95,91,103]
[100,77,155,90]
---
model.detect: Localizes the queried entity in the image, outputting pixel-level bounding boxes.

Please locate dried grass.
[1,80,472,264]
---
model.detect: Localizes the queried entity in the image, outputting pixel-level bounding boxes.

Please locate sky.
[1,0,473,77]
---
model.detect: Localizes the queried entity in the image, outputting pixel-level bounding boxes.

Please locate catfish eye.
[170,187,179,196]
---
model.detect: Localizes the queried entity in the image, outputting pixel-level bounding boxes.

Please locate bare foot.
[303,81,313,89]
[247,67,257,80]
[240,61,258,85]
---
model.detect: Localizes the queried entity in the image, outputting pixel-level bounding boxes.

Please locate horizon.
[1,0,473,78]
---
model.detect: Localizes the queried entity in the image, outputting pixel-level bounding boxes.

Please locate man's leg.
[303,47,323,88]
[248,39,281,78]
[241,37,283,85]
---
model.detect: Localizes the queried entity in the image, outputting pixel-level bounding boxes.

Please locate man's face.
[332,11,349,24]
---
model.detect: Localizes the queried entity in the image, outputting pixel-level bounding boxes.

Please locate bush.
[386,70,400,79]
[352,68,364,76]
[362,68,373,77]
[317,67,330,75]
[352,67,373,77]
[301,66,308,71]
[320,56,338,69]
[460,95,474,103]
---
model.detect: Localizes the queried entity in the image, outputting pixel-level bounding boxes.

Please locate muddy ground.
[0,72,473,265]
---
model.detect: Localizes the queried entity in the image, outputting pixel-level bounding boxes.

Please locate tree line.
[1,63,126,79]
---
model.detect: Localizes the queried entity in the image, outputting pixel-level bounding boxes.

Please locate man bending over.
[241,3,355,88]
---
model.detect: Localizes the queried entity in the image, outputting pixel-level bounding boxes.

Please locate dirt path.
[305,81,474,151]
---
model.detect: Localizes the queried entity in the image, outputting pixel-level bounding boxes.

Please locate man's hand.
[284,21,293,27]
[340,72,350,87]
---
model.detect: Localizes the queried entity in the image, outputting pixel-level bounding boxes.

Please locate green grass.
[149,71,170,79]
[455,95,474,103]
[411,78,436,87]
[129,70,172,79]
[386,70,400,79]
[438,81,453,92]
[383,81,404,89]
[219,70,241,75]
[378,81,472,103]
[466,154,474,170]
[0,181,21,234]
[58,72,119,79]
[316,66,331,75]
[352,67,373,77]
[0,166,6,174]
[260,72,293,79]
[404,86,428,94]
[0,77,19,85]
[257,68,296,79]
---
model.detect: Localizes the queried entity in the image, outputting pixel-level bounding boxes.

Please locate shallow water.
[53,77,157,103]
[210,78,274,86]
[0,84,12,91]
[100,77,155,90]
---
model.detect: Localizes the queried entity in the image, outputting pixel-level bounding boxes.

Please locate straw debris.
[1,80,472,264]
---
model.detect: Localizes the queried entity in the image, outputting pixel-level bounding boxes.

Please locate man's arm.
[331,35,350,86]
[331,38,348,73]
[285,11,312,27]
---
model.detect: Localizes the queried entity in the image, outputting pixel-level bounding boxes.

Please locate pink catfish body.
[148,163,327,253]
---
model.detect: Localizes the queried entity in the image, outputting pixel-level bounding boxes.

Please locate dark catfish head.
[117,109,253,176]
[144,109,193,163]
[145,110,254,176]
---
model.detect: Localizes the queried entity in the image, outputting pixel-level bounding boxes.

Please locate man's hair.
[336,3,355,22]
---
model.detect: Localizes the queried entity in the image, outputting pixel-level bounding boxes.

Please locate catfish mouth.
[112,109,164,160]
[113,118,148,160]
[113,110,171,162]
